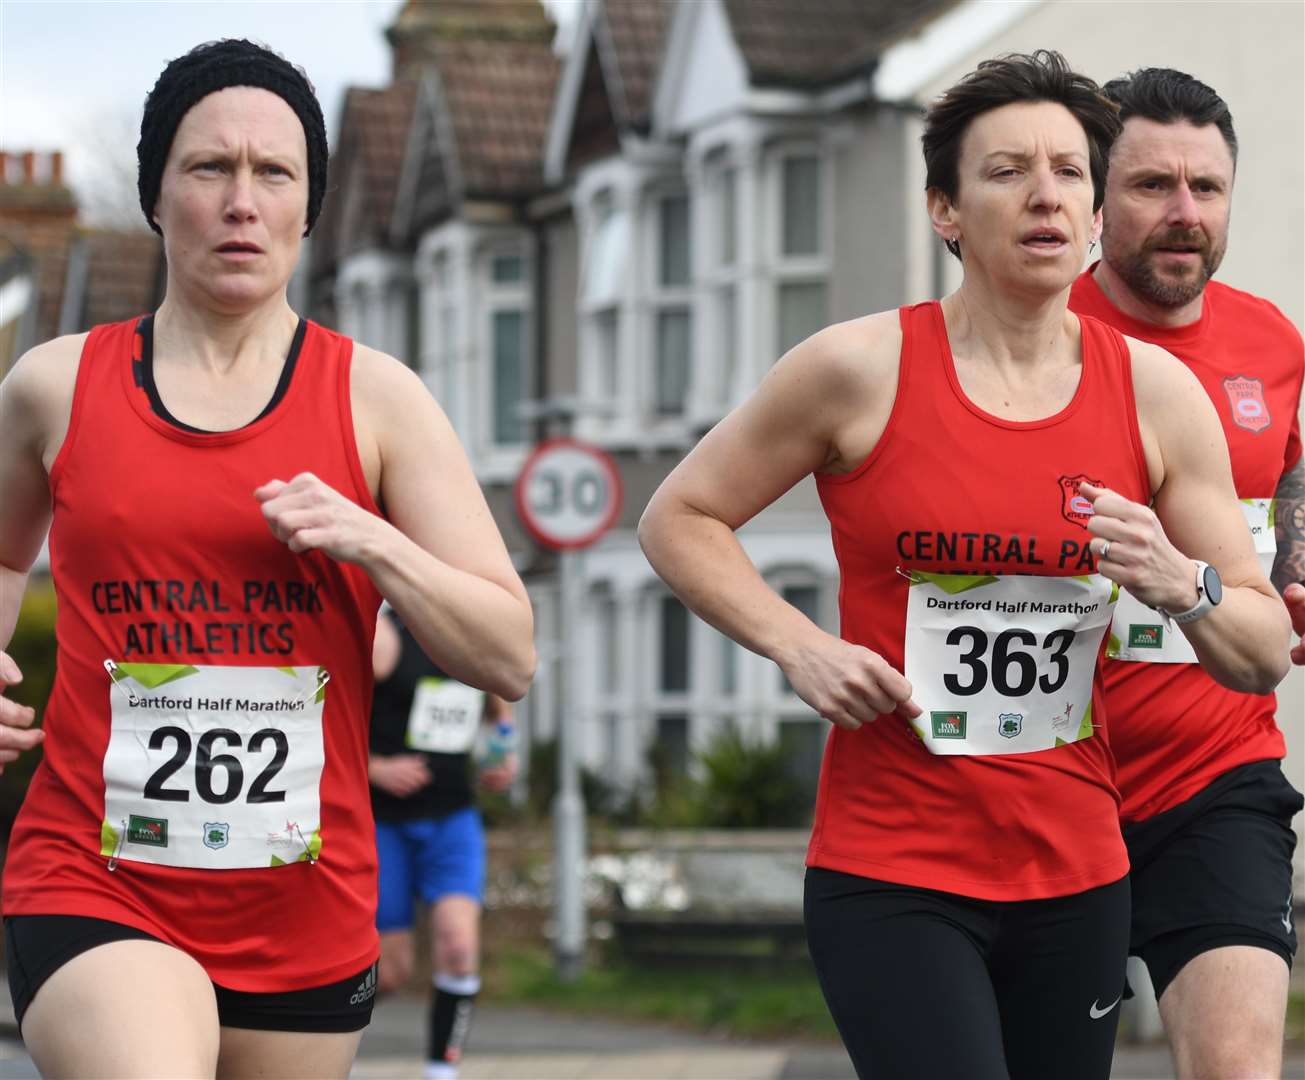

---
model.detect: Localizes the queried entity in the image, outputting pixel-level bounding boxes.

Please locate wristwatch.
[1159,561,1223,625]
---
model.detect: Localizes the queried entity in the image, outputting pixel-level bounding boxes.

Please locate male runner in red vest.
[1069,68,1303,1079]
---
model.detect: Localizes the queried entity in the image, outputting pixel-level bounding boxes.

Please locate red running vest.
[2,317,383,991]
[809,302,1150,900]
[1070,271,1303,821]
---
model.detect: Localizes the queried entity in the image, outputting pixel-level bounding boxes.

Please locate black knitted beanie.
[137,39,328,237]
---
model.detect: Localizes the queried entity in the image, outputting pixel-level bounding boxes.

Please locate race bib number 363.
[902,572,1117,756]
[101,662,326,869]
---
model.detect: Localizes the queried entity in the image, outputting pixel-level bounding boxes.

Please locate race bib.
[405,678,484,754]
[1107,499,1275,664]
[101,662,327,869]
[903,571,1117,756]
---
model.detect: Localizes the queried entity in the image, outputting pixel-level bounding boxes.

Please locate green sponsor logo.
[1128,624,1164,649]
[127,815,168,847]
[931,711,966,739]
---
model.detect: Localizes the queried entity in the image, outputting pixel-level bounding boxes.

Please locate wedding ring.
[1099,540,1111,561]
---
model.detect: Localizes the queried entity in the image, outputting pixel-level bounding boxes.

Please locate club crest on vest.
[998,713,1023,739]
[1058,475,1102,528]
[1223,376,1270,433]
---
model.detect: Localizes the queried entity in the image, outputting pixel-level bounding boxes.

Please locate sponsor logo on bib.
[203,822,230,850]
[998,713,1023,739]
[1223,376,1269,433]
[931,711,967,739]
[1127,624,1164,649]
[127,814,168,847]
[1058,474,1103,528]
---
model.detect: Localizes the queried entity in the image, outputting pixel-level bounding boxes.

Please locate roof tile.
[723,0,962,88]
[599,0,674,131]
[432,38,559,198]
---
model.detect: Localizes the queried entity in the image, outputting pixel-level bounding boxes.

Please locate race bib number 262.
[101,662,327,870]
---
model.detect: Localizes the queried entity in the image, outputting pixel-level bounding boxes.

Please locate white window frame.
[480,242,532,456]
[416,225,470,444]
[640,584,699,782]
[697,147,741,418]
[577,186,630,435]
[757,566,830,738]
[768,141,832,359]
[643,181,694,425]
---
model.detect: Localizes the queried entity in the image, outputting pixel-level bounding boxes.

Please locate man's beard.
[1104,226,1226,309]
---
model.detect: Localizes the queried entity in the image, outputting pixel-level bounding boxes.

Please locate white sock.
[433,971,481,995]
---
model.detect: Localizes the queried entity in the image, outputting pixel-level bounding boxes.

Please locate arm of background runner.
[1270,453,1305,595]
[363,608,431,795]
[258,344,534,701]
[639,313,920,732]
[1284,583,1305,665]
[1111,340,1289,692]
[372,608,401,682]
[0,337,81,767]
[477,693,516,792]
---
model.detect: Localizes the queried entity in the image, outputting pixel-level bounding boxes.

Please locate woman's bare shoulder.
[1,333,87,446]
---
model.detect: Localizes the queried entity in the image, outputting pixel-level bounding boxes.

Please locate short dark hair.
[1100,67,1237,166]
[923,50,1121,258]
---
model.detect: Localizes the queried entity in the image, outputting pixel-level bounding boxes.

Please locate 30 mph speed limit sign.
[514,438,623,550]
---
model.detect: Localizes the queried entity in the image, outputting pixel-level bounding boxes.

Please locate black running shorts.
[804,868,1130,1080]
[3,914,377,1033]
[1123,758,1302,999]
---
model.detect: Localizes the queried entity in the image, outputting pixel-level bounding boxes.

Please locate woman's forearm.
[360,521,536,700]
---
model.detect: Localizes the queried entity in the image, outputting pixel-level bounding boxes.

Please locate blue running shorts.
[374,807,486,931]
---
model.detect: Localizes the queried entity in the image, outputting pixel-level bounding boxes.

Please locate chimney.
[386,0,555,82]
[0,149,77,225]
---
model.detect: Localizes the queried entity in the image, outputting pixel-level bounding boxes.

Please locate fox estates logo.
[1223,376,1269,433]
[1059,475,1102,529]
[1128,624,1164,649]
[203,822,230,850]
[931,711,966,739]
[127,815,168,848]
[998,713,1022,739]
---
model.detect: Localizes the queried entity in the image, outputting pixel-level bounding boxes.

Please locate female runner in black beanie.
[0,39,535,1078]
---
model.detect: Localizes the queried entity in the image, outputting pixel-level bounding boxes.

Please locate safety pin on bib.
[299,668,331,706]
[106,817,127,872]
[895,566,923,584]
[293,823,318,866]
[102,660,141,707]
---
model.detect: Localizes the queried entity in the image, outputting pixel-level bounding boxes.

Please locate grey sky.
[1,0,579,222]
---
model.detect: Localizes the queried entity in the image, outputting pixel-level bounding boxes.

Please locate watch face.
[1201,564,1223,606]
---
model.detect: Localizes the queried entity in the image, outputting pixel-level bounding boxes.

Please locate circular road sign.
[514,438,623,551]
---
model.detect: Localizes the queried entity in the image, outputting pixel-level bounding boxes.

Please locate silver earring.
[1089,239,1098,254]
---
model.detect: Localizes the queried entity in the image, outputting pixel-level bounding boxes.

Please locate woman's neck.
[153,291,299,375]
[941,273,1077,372]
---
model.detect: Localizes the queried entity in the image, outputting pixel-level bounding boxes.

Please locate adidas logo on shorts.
[349,964,378,1005]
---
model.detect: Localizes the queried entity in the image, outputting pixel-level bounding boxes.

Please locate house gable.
[652,0,748,139]
[393,75,459,244]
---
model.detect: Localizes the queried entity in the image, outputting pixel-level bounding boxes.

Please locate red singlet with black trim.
[1070,270,1303,822]
[808,301,1150,900]
[2,317,383,991]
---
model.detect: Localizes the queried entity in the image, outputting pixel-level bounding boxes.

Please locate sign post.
[515,438,622,980]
